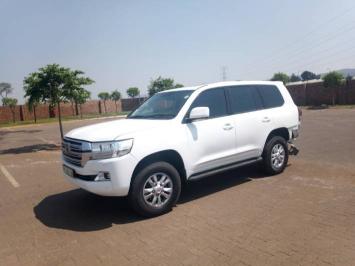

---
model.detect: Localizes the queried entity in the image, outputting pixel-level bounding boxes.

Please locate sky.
[1,0,355,103]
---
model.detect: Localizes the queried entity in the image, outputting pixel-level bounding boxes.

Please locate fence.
[286,79,355,106]
[1,81,355,124]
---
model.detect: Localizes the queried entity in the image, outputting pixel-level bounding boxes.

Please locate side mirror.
[188,107,210,121]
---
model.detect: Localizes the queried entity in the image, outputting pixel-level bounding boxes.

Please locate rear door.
[255,85,286,146]
[226,85,267,160]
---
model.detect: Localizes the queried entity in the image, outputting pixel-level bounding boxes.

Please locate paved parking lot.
[0,109,355,266]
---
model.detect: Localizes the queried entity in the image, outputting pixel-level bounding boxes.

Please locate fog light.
[94,172,111,182]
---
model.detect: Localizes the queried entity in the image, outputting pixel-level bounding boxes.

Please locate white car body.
[62,81,300,197]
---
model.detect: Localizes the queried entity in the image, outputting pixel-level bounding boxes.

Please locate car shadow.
[179,165,261,203]
[33,189,141,232]
[0,129,42,135]
[0,143,60,155]
[0,129,42,141]
[33,165,264,232]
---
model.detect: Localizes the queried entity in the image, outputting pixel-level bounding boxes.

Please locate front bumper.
[62,154,138,196]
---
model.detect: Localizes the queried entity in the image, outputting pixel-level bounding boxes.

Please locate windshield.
[128,90,193,119]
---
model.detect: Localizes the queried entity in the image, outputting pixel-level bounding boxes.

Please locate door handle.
[223,123,234,130]
[262,117,271,123]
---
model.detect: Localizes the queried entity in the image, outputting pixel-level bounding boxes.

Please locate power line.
[266,34,355,74]
[242,24,355,78]
[241,5,355,74]
[262,23,355,69]
[282,44,355,74]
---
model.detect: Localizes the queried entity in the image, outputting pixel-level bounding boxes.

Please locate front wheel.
[262,136,289,175]
[129,162,181,217]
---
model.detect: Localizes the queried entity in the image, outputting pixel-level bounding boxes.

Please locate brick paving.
[0,109,355,266]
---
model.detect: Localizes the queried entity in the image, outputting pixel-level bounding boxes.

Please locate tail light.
[298,107,302,121]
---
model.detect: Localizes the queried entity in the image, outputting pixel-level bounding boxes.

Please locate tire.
[262,136,289,175]
[129,162,181,217]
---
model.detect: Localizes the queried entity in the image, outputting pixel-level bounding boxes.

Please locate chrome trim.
[189,157,262,181]
[143,172,173,208]
[62,138,92,167]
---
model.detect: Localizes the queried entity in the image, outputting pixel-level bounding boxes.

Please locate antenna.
[221,66,227,81]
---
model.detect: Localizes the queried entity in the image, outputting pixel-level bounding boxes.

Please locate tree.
[148,76,184,96]
[98,92,110,113]
[270,72,290,85]
[24,64,94,139]
[2,97,18,123]
[0,82,14,104]
[126,87,140,98]
[301,71,318,81]
[290,73,301,82]
[23,73,41,123]
[27,98,39,123]
[73,89,91,119]
[346,75,353,84]
[110,90,121,113]
[175,83,184,88]
[322,71,344,105]
[64,70,94,116]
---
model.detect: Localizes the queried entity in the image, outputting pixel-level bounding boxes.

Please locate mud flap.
[288,143,299,155]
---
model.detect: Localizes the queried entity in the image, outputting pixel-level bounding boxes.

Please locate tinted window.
[227,85,263,114]
[256,85,284,108]
[190,88,227,118]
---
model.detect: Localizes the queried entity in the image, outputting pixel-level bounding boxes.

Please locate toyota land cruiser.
[62,81,300,216]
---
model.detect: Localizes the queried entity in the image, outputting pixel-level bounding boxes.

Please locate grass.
[329,105,355,109]
[0,112,129,128]
[301,104,355,110]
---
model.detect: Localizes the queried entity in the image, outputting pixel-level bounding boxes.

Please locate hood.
[65,118,169,142]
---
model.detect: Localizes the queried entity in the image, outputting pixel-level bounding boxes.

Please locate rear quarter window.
[256,85,284,108]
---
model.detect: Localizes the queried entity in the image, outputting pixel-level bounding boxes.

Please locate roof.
[160,86,202,93]
[203,80,283,88]
[160,80,283,93]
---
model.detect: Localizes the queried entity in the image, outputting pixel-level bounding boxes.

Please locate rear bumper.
[288,127,300,155]
[62,154,138,196]
[291,128,299,139]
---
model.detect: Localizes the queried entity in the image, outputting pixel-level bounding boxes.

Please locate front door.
[184,88,236,174]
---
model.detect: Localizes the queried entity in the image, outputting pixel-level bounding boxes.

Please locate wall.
[286,79,355,106]
[0,99,125,124]
[121,97,146,112]
[0,106,21,123]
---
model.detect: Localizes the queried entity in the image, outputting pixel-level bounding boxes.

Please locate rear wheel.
[129,162,181,217]
[262,136,288,175]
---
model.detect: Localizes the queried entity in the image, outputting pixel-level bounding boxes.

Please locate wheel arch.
[263,127,290,151]
[131,149,187,186]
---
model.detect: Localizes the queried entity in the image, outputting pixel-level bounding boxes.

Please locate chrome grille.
[62,138,91,167]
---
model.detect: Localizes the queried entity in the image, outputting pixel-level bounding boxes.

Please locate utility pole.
[221,66,227,81]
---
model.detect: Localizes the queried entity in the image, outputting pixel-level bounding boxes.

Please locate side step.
[188,157,263,181]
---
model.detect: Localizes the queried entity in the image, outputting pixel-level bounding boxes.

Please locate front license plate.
[63,165,74,177]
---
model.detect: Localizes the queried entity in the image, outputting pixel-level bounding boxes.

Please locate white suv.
[62,81,300,216]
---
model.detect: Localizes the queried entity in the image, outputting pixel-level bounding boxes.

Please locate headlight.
[91,139,133,160]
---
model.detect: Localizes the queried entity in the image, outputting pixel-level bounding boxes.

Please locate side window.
[256,85,284,108]
[227,85,263,114]
[190,88,228,118]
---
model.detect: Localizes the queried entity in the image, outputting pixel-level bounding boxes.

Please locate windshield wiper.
[127,115,147,119]
[129,114,175,119]
[147,114,175,118]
